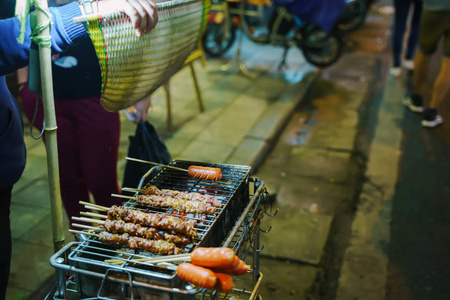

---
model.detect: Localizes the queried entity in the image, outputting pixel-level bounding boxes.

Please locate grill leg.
[54,258,67,299]
[253,225,261,288]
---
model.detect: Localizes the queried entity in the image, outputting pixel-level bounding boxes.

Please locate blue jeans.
[392,0,422,67]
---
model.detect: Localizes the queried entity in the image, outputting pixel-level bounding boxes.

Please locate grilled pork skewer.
[104,219,191,246]
[107,205,198,238]
[98,232,183,255]
[143,185,221,208]
[136,194,217,214]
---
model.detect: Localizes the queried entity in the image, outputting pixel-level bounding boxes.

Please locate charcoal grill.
[50,160,276,299]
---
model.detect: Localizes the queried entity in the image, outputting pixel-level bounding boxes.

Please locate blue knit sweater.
[0,2,87,190]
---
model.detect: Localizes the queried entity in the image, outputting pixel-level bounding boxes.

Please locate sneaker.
[402,95,424,113]
[403,59,414,70]
[422,109,443,127]
[389,67,401,77]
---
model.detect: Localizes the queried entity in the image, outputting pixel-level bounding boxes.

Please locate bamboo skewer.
[69,229,97,236]
[72,216,106,224]
[79,201,109,211]
[126,157,188,172]
[80,211,108,219]
[72,223,101,230]
[122,187,144,193]
[84,205,105,212]
[105,253,191,265]
[111,194,136,200]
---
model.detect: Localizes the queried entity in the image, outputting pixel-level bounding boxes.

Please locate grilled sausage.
[188,166,222,181]
[177,263,217,289]
[190,247,236,268]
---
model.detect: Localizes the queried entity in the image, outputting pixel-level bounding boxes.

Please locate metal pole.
[35,0,66,253]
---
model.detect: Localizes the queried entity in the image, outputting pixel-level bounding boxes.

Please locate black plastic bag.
[122,121,172,193]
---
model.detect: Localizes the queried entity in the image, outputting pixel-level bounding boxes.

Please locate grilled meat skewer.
[144,185,221,207]
[104,219,191,246]
[136,194,217,214]
[98,232,183,255]
[107,206,198,238]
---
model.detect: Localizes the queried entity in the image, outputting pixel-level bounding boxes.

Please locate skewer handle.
[111,193,136,200]
[69,229,97,236]
[80,211,107,219]
[72,223,101,230]
[122,187,144,193]
[79,201,108,211]
[126,157,188,172]
[72,216,106,224]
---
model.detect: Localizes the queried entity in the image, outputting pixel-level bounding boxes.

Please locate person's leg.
[412,50,432,96]
[404,0,422,64]
[20,85,91,223]
[55,104,91,223]
[75,97,122,209]
[0,187,12,299]
[421,56,449,127]
[419,12,450,127]
[404,10,441,112]
[428,56,450,109]
[392,0,410,68]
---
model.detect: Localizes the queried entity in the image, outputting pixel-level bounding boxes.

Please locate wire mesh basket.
[76,0,210,111]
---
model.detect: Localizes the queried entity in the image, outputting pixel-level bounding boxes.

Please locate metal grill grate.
[51,178,268,299]
[66,160,251,290]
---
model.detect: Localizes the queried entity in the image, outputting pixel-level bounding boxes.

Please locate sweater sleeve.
[0,1,88,76]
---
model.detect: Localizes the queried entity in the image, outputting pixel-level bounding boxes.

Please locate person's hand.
[98,0,159,37]
[133,95,152,123]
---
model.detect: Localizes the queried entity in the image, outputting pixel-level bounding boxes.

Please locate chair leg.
[190,63,204,112]
[163,82,172,131]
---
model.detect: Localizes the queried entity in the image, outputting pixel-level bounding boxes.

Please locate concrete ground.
[5,1,398,299]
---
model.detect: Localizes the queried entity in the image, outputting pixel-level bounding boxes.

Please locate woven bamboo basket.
[76,0,210,112]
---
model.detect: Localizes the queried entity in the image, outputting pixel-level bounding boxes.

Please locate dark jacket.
[0,2,87,190]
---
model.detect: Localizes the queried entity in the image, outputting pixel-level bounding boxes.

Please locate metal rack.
[48,178,276,299]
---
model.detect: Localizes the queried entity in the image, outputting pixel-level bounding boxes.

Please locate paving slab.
[287,147,351,183]
[9,204,49,240]
[257,257,319,300]
[8,240,56,292]
[276,179,350,216]
[260,207,333,265]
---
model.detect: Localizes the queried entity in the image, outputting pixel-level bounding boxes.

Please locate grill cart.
[49,161,277,299]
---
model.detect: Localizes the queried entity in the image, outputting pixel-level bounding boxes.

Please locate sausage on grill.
[188,166,222,181]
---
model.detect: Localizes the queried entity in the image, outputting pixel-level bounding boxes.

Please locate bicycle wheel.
[337,0,367,32]
[241,2,271,43]
[299,26,343,68]
[202,22,237,57]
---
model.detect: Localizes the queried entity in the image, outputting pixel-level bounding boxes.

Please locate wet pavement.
[3,1,409,299]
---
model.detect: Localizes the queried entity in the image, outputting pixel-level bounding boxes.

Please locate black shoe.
[422,108,443,128]
[403,94,424,113]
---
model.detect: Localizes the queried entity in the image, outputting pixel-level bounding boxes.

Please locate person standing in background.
[390,0,422,77]
[403,0,450,127]
[0,1,158,298]
[17,38,152,228]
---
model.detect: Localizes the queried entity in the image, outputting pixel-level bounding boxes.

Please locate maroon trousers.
[20,84,123,226]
